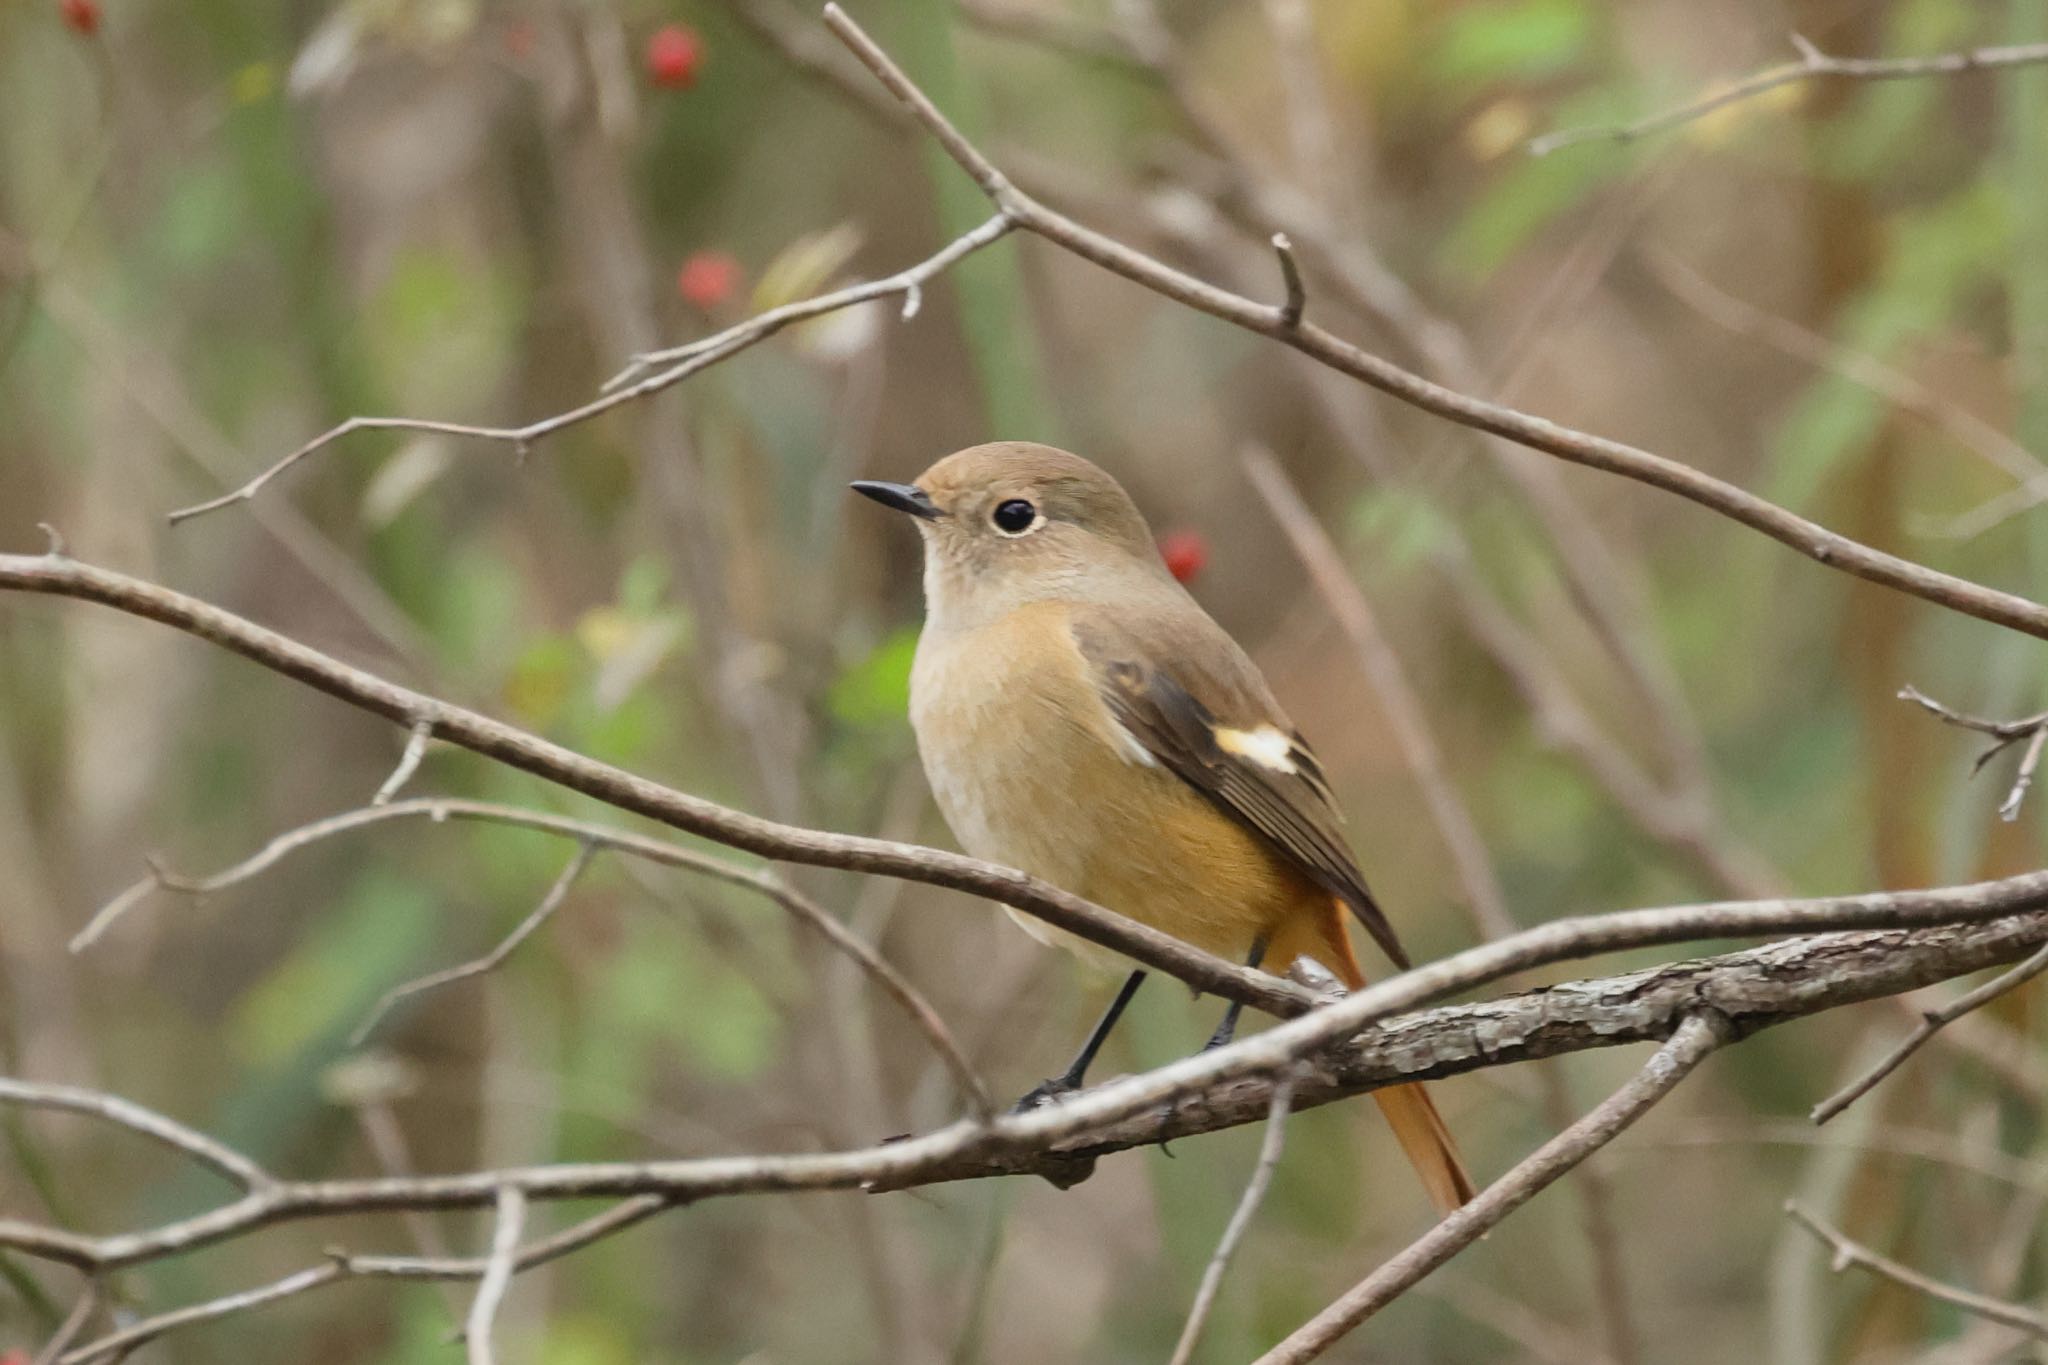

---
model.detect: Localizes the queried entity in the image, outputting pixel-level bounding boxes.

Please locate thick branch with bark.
[5,909,2043,1276]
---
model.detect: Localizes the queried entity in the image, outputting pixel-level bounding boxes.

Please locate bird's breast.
[909,603,1308,967]
[910,604,1108,898]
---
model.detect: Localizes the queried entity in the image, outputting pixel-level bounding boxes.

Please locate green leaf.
[1425,0,1592,89]
[829,626,920,730]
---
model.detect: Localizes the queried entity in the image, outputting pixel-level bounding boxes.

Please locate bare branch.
[351,843,595,1046]
[606,211,1014,384]
[3,549,1298,1014]
[1785,1202,2048,1340]
[1531,36,2048,156]
[2004,727,2048,821]
[62,1261,349,1365]
[9,551,2048,1077]
[818,5,2048,645]
[1811,941,2048,1124]
[6,908,2046,1277]
[83,796,993,1117]
[1899,685,2048,818]
[1255,1015,1729,1363]
[164,214,1014,526]
[59,1198,670,1364]
[466,1187,526,1365]
[0,1077,274,1193]
[1169,1067,1300,1365]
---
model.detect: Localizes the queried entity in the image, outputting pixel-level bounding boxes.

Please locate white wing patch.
[1214,724,1298,774]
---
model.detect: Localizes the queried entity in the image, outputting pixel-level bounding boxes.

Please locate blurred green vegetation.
[4,0,2048,1361]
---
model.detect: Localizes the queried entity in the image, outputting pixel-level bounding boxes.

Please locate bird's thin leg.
[1202,936,1269,1052]
[1013,969,1147,1111]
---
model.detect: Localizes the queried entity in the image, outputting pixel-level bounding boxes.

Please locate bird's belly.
[911,622,1304,971]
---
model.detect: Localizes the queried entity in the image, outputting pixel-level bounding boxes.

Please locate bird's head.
[853,442,1170,629]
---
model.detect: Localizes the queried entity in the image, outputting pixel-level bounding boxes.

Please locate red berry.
[645,24,703,89]
[60,0,100,35]
[676,250,742,309]
[1158,529,1208,584]
[1,1350,31,1365]
[502,19,537,60]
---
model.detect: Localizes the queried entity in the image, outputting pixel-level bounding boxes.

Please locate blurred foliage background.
[4,0,2048,1360]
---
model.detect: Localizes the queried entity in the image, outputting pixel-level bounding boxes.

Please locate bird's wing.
[1070,603,1410,970]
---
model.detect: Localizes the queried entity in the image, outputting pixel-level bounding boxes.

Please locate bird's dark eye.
[991,498,1037,535]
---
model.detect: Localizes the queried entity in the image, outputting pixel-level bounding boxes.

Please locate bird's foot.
[1010,1076,1079,1113]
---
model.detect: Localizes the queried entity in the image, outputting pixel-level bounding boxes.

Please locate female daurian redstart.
[854,442,1474,1213]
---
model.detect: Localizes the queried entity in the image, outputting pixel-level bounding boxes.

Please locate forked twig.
[351,844,595,1046]
[1899,685,2048,820]
[1786,1201,2048,1340]
[1810,941,2048,1125]
[79,797,995,1118]
[165,215,1015,526]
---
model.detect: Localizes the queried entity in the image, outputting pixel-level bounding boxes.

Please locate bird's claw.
[1010,1076,1079,1113]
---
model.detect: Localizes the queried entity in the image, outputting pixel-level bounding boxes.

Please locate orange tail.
[1371,1080,1476,1216]
[1274,898,1477,1216]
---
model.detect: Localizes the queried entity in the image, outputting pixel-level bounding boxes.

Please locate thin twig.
[373,721,434,805]
[1785,1201,2048,1340]
[1811,941,2048,1124]
[0,1077,273,1193]
[1271,233,1304,328]
[1899,684,2048,818]
[2003,727,2048,821]
[1531,35,2048,155]
[62,1262,347,1365]
[466,1187,526,1365]
[164,215,1014,526]
[32,1281,101,1365]
[80,796,993,1117]
[1255,1015,1729,1364]
[351,843,595,1046]
[58,1198,672,1364]
[1169,1067,1301,1365]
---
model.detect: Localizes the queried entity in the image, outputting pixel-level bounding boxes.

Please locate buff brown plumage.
[855,441,1473,1214]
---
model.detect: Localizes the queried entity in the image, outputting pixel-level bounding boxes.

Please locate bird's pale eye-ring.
[991,498,1041,536]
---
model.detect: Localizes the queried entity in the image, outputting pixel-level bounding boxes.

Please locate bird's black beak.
[850,481,945,520]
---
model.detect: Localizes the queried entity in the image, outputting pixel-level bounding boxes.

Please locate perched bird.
[854,442,1473,1213]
